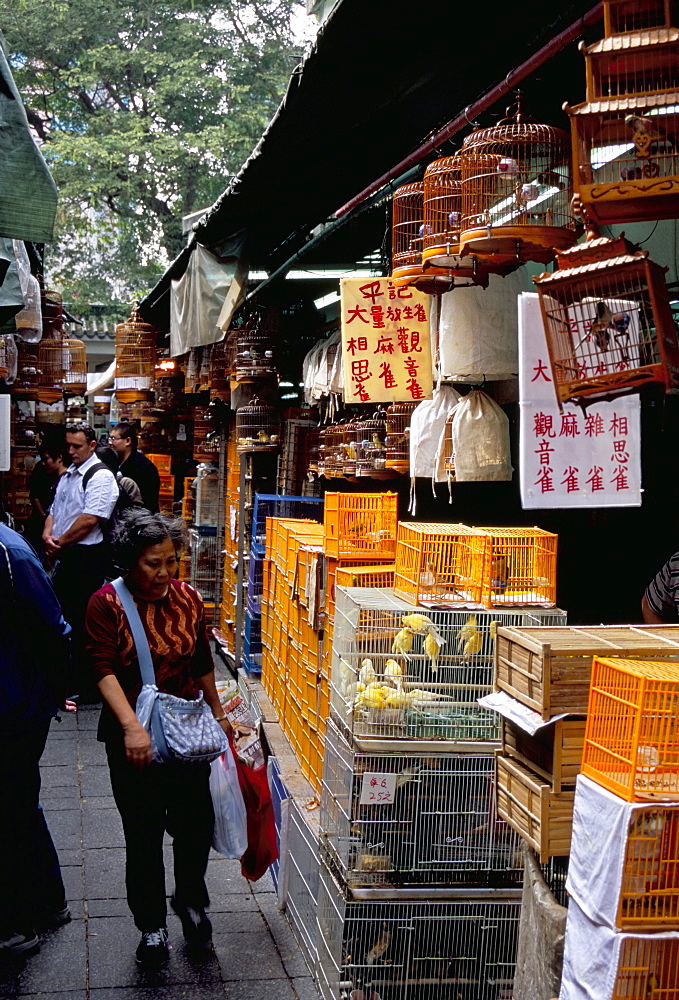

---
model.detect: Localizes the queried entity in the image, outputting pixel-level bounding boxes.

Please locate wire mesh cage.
[283,798,320,975]
[114,308,157,403]
[535,234,679,402]
[316,861,522,1000]
[193,407,221,462]
[324,493,398,561]
[330,587,567,744]
[458,112,576,266]
[236,396,280,453]
[391,182,455,293]
[582,656,679,801]
[320,720,523,888]
[385,402,417,474]
[193,463,219,527]
[189,526,218,602]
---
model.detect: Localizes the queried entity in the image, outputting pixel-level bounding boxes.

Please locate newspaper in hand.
[216,679,265,770]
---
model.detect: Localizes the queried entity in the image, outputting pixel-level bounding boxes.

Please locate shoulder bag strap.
[110,577,156,686]
[81,461,109,491]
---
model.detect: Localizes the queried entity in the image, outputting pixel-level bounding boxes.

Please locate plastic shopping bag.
[210,746,248,859]
[230,734,279,882]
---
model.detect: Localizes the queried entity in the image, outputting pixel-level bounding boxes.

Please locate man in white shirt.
[43,423,119,699]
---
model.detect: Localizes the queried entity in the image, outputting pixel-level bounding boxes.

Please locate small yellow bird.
[359,658,376,685]
[463,629,483,661]
[384,659,403,685]
[401,613,434,632]
[424,630,443,672]
[456,615,478,651]
[392,627,414,655]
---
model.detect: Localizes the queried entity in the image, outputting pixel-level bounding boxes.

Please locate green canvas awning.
[0,44,57,242]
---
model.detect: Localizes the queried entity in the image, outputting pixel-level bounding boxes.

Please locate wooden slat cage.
[604,0,673,35]
[534,234,679,402]
[115,308,157,403]
[459,113,576,265]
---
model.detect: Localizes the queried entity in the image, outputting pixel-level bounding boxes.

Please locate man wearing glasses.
[108,422,160,513]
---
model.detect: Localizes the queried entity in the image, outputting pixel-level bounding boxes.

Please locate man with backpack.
[43,423,119,700]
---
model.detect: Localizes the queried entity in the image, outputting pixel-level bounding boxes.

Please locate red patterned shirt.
[86,579,213,713]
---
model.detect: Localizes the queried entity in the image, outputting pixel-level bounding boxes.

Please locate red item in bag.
[229,735,278,882]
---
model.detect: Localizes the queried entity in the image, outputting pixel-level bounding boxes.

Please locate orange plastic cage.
[323,492,398,561]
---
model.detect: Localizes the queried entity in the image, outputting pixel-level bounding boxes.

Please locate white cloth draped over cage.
[449,388,513,482]
[169,242,248,357]
[559,897,679,1000]
[438,269,537,381]
[302,329,344,404]
[408,384,461,513]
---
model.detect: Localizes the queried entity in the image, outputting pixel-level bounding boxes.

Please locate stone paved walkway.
[0,704,320,1000]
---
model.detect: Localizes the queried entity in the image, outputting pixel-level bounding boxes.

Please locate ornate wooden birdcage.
[235,396,280,453]
[12,342,41,398]
[422,156,500,284]
[37,335,87,401]
[209,339,231,402]
[566,0,679,224]
[193,406,221,462]
[153,360,184,410]
[356,407,388,475]
[391,182,454,292]
[115,308,157,403]
[385,401,417,473]
[459,110,576,265]
[534,233,679,403]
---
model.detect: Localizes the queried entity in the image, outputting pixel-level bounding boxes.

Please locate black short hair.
[95,446,120,473]
[39,430,67,461]
[65,422,97,444]
[112,508,187,571]
[114,421,138,449]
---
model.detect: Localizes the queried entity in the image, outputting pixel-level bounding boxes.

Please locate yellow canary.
[359,658,376,685]
[257,430,270,443]
[385,689,411,708]
[463,629,483,661]
[490,621,498,641]
[456,615,478,651]
[372,434,385,451]
[356,684,387,710]
[424,630,442,672]
[401,613,434,632]
[384,659,403,685]
[392,627,414,655]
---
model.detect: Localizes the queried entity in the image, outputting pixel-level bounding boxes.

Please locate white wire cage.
[283,797,321,975]
[316,861,522,1000]
[189,527,218,603]
[320,721,523,889]
[193,462,220,527]
[330,588,567,744]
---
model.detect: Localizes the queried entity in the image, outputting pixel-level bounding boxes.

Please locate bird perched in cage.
[463,628,483,662]
[257,430,270,444]
[491,553,509,593]
[366,923,392,966]
[401,613,434,632]
[349,521,367,538]
[456,615,478,651]
[418,561,439,591]
[392,627,414,656]
[346,440,360,461]
[372,434,385,451]
[359,658,376,686]
[424,629,444,673]
[588,301,613,354]
[625,114,674,158]
[384,659,403,687]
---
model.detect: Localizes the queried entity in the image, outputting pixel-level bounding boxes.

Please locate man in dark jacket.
[108,422,160,512]
[0,522,73,955]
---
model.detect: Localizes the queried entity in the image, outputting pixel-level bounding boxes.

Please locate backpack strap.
[81,461,110,491]
[110,577,156,686]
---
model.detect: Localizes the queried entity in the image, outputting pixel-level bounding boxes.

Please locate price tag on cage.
[359,772,397,806]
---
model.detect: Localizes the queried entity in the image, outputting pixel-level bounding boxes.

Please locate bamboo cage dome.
[391,182,455,293]
[534,233,679,402]
[114,308,158,403]
[458,112,576,266]
[235,396,280,453]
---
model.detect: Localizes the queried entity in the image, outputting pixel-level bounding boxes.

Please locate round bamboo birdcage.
[391,182,455,292]
[385,401,417,473]
[12,342,41,398]
[459,112,576,266]
[115,308,157,403]
[193,406,221,462]
[357,408,388,475]
[235,322,275,381]
[316,426,329,476]
[342,417,363,477]
[209,340,231,402]
[37,335,87,401]
[323,421,344,477]
[235,397,280,453]
[422,157,497,284]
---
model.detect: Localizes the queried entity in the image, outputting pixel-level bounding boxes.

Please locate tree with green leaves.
[2,0,307,306]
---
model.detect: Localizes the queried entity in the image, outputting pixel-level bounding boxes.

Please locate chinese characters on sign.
[519,293,641,510]
[340,278,433,404]
[359,771,397,806]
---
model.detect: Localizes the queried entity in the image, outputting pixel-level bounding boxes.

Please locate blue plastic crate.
[247,546,265,614]
[243,610,262,659]
[242,652,262,677]
[252,494,323,557]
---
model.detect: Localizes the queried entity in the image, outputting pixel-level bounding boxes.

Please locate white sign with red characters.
[359,771,397,806]
[340,278,433,404]
[519,292,641,510]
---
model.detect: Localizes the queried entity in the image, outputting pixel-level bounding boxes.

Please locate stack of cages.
[246,494,324,677]
[560,654,679,999]
[189,457,220,608]
[317,585,567,1000]
[220,434,240,657]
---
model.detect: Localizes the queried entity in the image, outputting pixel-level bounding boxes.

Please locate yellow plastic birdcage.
[334,564,395,589]
[534,234,679,402]
[115,308,157,403]
[323,492,398,561]
[394,523,487,606]
[610,935,679,999]
[472,526,558,608]
[458,111,576,266]
[582,657,679,801]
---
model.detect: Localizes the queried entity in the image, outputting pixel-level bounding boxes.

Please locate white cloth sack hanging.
[559,896,679,1000]
[451,388,513,482]
[438,269,538,381]
[408,384,461,513]
[170,243,246,357]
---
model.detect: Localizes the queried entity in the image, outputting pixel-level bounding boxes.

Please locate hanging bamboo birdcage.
[534,233,679,402]
[193,406,221,462]
[115,308,157,403]
[458,111,576,266]
[391,182,455,292]
[356,407,388,475]
[323,421,345,477]
[385,401,417,473]
[422,156,505,284]
[341,417,363,477]
[37,335,87,401]
[235,396,280,453]
[154,360,184,410]
[209,339,231,402]
[566,1,679,225]
[12,342,41,398]
[235,320,275,381]
[41,289,63,337]
[316,425,329,477]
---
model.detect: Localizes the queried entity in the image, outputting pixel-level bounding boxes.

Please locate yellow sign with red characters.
[340,278,433,404]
